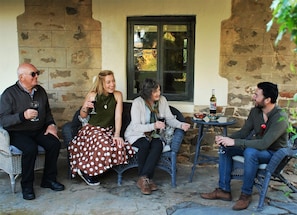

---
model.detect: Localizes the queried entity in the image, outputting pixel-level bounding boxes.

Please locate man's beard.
[256,104,264,109]
[255,101,264,109]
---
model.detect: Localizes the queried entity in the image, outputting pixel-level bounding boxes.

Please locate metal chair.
[231,143,297,211]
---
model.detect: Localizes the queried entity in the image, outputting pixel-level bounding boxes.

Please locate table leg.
[223,126,228,136]
[189,124,204,182]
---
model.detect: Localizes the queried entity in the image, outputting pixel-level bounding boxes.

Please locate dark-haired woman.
[124,78,190,195]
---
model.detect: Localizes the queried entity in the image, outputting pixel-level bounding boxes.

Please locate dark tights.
[133,137,163,179]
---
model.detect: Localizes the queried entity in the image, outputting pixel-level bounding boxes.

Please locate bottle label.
[210,102,216,110]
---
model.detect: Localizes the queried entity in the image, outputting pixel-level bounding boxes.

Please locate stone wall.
[17,0,101,129]
[220,0,297,111]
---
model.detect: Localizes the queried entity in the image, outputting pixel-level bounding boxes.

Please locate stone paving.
[0,149,297,215]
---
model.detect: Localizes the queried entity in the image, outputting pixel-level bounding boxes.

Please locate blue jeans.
[218,147,274,195]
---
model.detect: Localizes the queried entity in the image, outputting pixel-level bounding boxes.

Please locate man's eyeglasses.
[29,71,40,77]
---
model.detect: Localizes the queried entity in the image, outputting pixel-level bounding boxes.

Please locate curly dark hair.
[140,78,160,100]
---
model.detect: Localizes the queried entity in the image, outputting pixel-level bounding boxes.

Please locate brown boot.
[149,179,158,191]
[137,176,151,195]
[232,193,252,210]
[200,188,232,201]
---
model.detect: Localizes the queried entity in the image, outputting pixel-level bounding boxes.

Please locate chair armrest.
[168,106,185,153]
[265,148,297,174]
[169,106,185,122]
[170,128,185,153]
[0,127,11,155]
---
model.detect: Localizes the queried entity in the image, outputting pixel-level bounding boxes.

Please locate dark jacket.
[0,82,55,131]
[231,106,288,151]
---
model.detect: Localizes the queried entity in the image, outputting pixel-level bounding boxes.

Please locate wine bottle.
[209,89,217,114]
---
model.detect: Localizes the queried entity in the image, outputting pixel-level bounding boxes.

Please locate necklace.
[101,94,112,110]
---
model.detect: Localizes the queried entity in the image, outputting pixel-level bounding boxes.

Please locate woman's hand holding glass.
[81,96,96,115]
[155,120,165,130]
[89,95,97,115]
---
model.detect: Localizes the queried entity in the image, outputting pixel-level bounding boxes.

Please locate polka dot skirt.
[68,124,135,177]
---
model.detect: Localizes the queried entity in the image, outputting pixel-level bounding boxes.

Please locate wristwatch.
[49,124,57,129]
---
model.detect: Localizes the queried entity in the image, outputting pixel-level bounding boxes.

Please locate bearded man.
[200,82,288,210]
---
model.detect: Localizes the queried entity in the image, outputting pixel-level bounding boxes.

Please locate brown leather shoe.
[149,179,158,191]
[137,176,151,195]
[200,188,232,201]
[232,193,252,210]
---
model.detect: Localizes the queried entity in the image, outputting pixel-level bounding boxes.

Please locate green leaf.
[291,133,297,141]
[271,0,281,10]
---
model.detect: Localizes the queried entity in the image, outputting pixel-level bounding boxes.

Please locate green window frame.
[127,16,195,101]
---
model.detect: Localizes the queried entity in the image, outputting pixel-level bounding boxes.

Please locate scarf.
[145,100,159,123]
[145,100,160,139]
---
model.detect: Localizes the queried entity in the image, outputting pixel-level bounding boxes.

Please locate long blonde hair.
[89,70,114,95]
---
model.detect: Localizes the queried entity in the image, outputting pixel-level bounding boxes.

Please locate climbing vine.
[267,0,297,51]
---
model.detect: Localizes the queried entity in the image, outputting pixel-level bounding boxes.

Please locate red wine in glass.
[156,114,165,134]
[158,116,165,122]
[90,100,97,114]
[30,101,39,121]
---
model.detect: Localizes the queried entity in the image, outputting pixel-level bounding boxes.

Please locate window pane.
[134,25,157,72]
[134,71,156,94]
[163,72,187,94]
[162,25,188,72]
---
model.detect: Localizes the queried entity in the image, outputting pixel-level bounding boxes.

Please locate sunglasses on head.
[30,71,40,77]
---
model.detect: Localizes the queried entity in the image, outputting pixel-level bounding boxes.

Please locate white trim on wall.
[0,1,24,94]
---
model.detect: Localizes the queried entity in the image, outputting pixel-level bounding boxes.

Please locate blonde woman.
[68,70,134,185]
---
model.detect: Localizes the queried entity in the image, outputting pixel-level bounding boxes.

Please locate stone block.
[19,47,67,68]
[18,31,52,47]
[64,15,101,31]
[224,107,235,116]
[18,6,66,31]
[67,47,101,68]
[49,68,100,91]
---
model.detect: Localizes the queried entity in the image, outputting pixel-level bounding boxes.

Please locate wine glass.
[89,96,97,115]
[217,143,226,154]
[157,113,165,123]
[30,101,39,121]
[214,127,225,154]
[156,113,165,134]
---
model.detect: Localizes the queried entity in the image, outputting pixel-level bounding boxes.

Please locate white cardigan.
[124,96,182,144]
